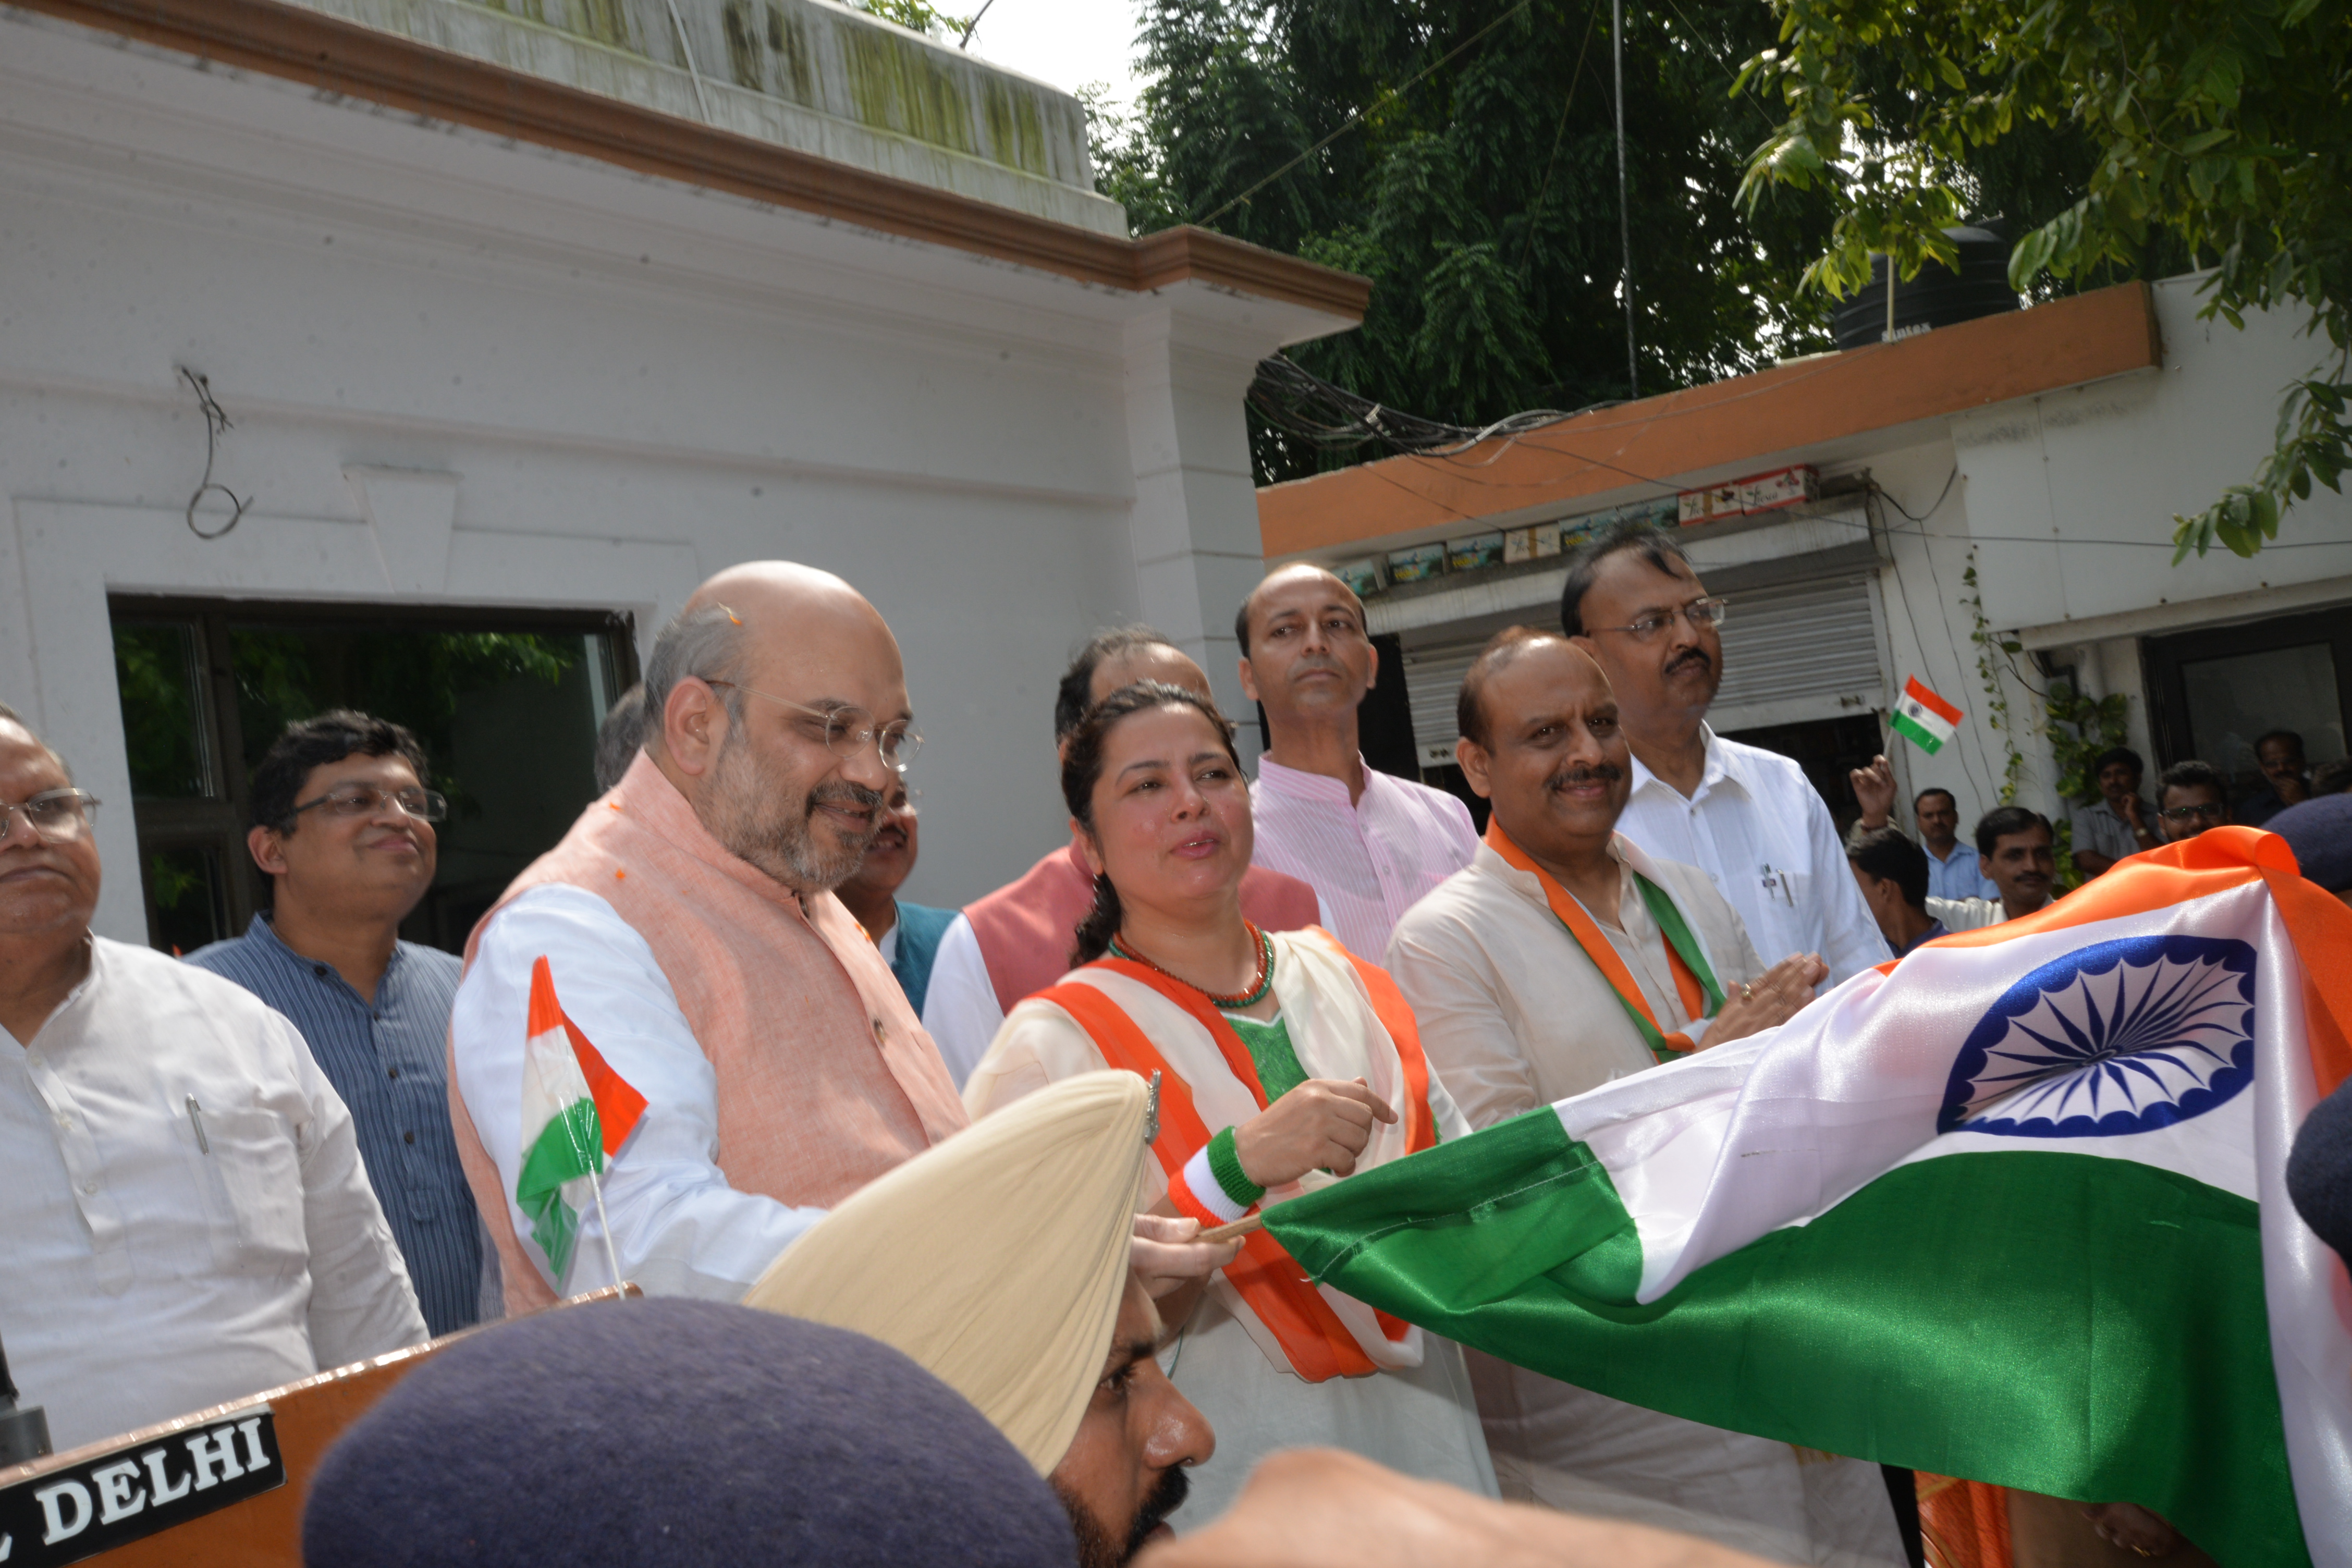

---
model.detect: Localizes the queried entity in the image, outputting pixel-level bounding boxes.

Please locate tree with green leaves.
[1098,0,1843,483]
[1737,0,2352,559]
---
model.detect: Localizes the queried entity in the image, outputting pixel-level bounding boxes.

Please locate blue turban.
[2270,792,2352,893]
[303,1298,1076,1567]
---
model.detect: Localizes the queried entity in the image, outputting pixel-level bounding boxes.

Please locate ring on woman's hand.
[1742,982,1754,1001]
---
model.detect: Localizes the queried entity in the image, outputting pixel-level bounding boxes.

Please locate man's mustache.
[1547,762,1625,792]
[1664,646,1713,677]
[1290,656,1348,681]
[1125,1466,1190,1559]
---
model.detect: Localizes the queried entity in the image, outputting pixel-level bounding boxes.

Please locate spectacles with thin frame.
[705,681,923,769]
[287,785,448,826]
[1,788,100,842]
[2158,801,2230,824]
[1588,596,1731,643]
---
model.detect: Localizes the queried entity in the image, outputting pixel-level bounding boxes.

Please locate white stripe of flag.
[1891,676,1962,754]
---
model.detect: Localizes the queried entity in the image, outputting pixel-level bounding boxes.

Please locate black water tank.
[1831,225,2020,350]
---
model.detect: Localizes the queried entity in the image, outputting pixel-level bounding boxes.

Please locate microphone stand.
[0,1333,52,1465]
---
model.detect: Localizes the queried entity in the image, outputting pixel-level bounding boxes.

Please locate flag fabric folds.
[1892,676,1963,754]
[515,955,647,1284]
[1261,829,2351,1568]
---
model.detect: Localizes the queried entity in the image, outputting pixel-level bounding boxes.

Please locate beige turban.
[743,1070,1150,1474]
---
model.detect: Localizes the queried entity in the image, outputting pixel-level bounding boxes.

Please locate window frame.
[108,594,639,951]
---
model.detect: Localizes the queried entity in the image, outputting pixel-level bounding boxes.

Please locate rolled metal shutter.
[1401,639,1490,769]
[1710,574,1884,729]
[1394,575,1883,767]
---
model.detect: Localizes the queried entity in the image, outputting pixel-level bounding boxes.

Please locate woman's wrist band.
[1168,1129,1264,1228]
[1206,1126,1266,1210]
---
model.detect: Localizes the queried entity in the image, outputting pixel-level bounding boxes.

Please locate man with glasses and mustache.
[447,563,974,1311]
[188,710,486,1336]
[1383,631,1905,1565]
[0,702,425,1450]
[1562,521,1889,988]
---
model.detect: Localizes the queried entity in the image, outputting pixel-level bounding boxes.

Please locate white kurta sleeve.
[451,885,826,1301]
[1805,790,1894,985]
[287,1013,430,1364]
[1383,920,1544,1134]
[919,914,1006,1091]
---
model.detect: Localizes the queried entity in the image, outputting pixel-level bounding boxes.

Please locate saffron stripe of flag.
[1892,675,1962,754]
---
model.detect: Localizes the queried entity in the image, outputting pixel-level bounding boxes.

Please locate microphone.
[0,1331,52,1465]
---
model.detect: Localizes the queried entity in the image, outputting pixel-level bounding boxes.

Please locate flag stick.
[1196,1214,1265,1244]
[586,1164,626,1293]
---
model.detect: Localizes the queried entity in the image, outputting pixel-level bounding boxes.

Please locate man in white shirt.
[0,705,425,1451]
[1562,522,1890,987]
[1237,564,1479,959]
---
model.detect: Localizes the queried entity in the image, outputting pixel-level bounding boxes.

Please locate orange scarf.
[1035,939,1438,1381]
[1484,820,1716,1058]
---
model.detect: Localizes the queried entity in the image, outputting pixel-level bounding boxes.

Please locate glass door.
[109,598,638,954]
[2143,604,2352,804]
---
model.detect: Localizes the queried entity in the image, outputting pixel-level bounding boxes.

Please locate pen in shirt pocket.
[186,1094,210,1155]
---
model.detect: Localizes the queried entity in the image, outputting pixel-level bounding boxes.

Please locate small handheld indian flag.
[1891,675,1962,754]
[516,956,647,1290]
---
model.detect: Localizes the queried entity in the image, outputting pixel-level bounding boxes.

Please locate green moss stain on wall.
[720,0,763,89]
[765,3,816,105]
[841,26,975,159]
[978,74,1047,178]
[841,25,1056,176]
[567,0,640,50]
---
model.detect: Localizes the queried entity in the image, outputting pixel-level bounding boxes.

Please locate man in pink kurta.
[449,565,966,1310]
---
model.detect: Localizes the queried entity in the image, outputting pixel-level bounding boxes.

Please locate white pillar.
[1121,311,1270,762]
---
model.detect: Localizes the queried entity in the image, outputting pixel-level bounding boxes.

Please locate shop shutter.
[1395,574,1884,768]
[1401,639,1492,769]
[1709,574,1883,728]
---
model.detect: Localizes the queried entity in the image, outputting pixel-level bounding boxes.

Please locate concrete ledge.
[17,0,1373,320]
[286,0,1126,235]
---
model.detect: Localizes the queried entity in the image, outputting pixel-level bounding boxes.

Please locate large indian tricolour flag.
[1264,828,2351,1565]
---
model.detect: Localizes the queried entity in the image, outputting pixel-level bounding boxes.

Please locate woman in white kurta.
[963,682,1497,1524]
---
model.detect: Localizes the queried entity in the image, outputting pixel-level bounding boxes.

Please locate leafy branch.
[1737,0,2352,560]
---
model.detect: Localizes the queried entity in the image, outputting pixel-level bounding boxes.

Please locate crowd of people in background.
[1843,725,2352,964]
[6,518,2352,1567]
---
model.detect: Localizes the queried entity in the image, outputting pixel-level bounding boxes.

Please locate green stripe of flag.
[1265,1110,2302,1567]
[1890,708,1946,753]
[516,1097,603,1281]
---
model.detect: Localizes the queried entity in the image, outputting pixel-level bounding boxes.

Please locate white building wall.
[1891,273,2352,826]
[0,11,1352,940]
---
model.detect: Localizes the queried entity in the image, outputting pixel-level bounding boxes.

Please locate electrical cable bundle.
[1245,354,1621,461]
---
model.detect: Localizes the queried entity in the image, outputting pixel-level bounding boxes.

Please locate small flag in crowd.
[516,956,646,1285]
[1891,675,1963,754]
[1260,829,2351,1568]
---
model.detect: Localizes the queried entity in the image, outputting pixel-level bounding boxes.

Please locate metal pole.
[1613,0,1636,398]
[664,0,715,123]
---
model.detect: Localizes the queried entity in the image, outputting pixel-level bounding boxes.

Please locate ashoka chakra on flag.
[1259,829,2352,1568]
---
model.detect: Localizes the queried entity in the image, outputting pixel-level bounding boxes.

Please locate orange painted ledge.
[1257,281,2163,558]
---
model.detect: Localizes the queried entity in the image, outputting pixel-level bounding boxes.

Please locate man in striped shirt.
[189,710,485,1337]
[1238,564,1479,960]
